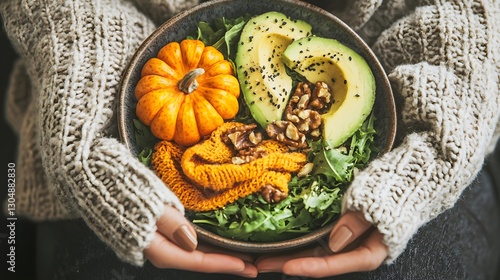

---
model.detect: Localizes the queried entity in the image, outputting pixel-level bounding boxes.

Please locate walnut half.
[231,146,269,164]
[260,184,287,203]
[266,120,307,149]
[222,123,263,151]
[309,81,332,113]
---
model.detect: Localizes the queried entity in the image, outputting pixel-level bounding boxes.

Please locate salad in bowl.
[118,0,396,252]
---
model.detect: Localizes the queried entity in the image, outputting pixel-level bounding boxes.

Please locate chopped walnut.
[295,109,322,132]
[309,81,332,113]
[231,146,269,164]
[266,120,307,149]
[287,82,312,112]
[222,123,263,150]
[285,81,332,139]
[260,184,287,203]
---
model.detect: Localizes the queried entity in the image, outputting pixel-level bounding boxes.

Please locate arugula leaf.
[190,15,251,59]
[133,119,157,166]
[194,21,224,46]
[313,142,354,183]
[349,113,378,164]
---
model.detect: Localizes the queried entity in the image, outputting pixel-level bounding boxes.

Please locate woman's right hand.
[144,206,258,278]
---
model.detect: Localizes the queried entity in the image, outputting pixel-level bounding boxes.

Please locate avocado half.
[283,36,376,148]
[235,12,312,128]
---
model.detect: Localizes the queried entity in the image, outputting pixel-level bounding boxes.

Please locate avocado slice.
[282,36,375,147]
[235,12,312,128]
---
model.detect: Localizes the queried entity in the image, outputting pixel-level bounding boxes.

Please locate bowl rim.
[118,0,396,253]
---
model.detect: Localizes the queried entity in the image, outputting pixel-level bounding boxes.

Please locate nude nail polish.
[329,226,353,252]
[173,225,197,251]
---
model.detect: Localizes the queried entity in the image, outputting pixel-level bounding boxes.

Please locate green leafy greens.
[188,14,252,58]
[190,113,377,241]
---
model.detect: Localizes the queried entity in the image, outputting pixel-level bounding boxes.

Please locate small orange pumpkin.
[135,39,240,146]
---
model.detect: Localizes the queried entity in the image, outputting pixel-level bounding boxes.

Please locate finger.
[329,211,373,252]
[256,246,330,272]
[197,242,255,263]
[156,205,198,251]
[283,230,388,278]
[145,232,258,278]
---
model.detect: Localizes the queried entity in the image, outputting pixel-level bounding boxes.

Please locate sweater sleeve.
[342,0,500,263]
[0,0,188,266]
[128,0,199,25]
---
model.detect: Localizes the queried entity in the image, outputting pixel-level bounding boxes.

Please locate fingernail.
[173,225,197,252]
[239,262,258,278]
[329,226,353,252]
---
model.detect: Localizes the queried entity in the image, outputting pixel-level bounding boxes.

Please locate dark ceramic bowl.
[118,0,396,253]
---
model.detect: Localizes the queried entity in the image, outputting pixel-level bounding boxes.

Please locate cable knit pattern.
[130,0,199,25]
[4,60,31,135]
[2,0,499,267]
[335,0,384,30]
[336,0,500,263]
[0,0,198,266]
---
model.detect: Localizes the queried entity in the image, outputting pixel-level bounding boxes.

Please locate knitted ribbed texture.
[130,0,199,25]
[151,122,306,211]
[1,0,198,266]
[333,0,500,263]
[2,0,499,267]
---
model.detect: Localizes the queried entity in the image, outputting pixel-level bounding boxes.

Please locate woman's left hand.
[255,211,388,278]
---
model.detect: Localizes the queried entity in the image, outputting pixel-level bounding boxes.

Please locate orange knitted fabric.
[151,122,307,211]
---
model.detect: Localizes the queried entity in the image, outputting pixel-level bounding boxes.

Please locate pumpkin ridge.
[191,93,224,136]
[136,89,173,125]
[180,39,205,71]
[135,75,177,100]
[158,41,186,74]
[150,92,185,140]
[140,58,181,80]
[197,45,224,69]
[196,87,239,119]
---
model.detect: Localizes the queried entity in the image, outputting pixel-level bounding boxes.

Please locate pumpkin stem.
[178,68,205,94]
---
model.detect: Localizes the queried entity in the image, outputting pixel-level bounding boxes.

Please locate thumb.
[329,211,372,253]
[156,205,198,252]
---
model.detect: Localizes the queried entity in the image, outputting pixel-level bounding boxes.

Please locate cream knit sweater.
[2,0,499,266]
